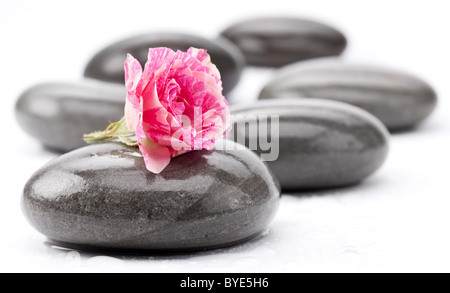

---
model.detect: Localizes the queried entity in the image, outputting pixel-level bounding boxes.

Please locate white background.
[1,0,449,273]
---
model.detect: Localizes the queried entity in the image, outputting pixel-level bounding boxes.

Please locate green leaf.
[119,136,138,146]
[113,117,136,137]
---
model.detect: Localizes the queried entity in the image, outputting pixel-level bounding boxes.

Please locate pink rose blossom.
[124,47,230,173]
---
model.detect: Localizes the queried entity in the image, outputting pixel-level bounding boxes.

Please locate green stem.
[83,116,138,146]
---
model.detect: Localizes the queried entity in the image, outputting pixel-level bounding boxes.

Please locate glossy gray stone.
[220,17,347,67]
[15,81,125,152]
[259,60,438,130]
[229,99,389,190]
[84,33,245,95]
[22,141,280,252]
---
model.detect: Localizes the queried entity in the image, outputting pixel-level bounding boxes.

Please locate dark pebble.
[15,80,125,152]
[84,33,246,95]
[229,99,389,190]
[22,141,280,252]
[259,60,438,130]
[220,17,347,67]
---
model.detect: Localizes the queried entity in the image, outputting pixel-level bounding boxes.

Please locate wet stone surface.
[221,17,347,67]
[22,141,281,252]
[229,99,390,190]
[15,80,126,152]
[259,60,438,130]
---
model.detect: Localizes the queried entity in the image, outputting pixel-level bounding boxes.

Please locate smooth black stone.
[15,81,125,152]
[220,17,347,67]
[84,33,245,95]
[259,61,438,130]
[22,142,280,252]
[229,99,389,190]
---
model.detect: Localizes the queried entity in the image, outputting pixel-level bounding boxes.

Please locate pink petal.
[137,48,176,95]
[174,76,206,112]
[188,47,222,81]
[185,48,224,105]
[192,71,223,100]
[202,92,229,114]
[124,100,140,132]
[146,48,176,74]
[135,118,171,174]
[138,136,171,174]
[124,54,143,108]
[171,50,207,78]
[162,79,184,119]
[141,81,172,138]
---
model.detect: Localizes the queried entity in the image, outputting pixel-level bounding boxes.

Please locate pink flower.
[124,47,231,173]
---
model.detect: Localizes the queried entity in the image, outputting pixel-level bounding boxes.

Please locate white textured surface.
[1,0,449,273]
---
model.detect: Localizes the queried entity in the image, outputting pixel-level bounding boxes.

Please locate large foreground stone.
[22,141,280,252]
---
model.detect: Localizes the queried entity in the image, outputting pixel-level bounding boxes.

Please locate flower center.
[164,79,186,124]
